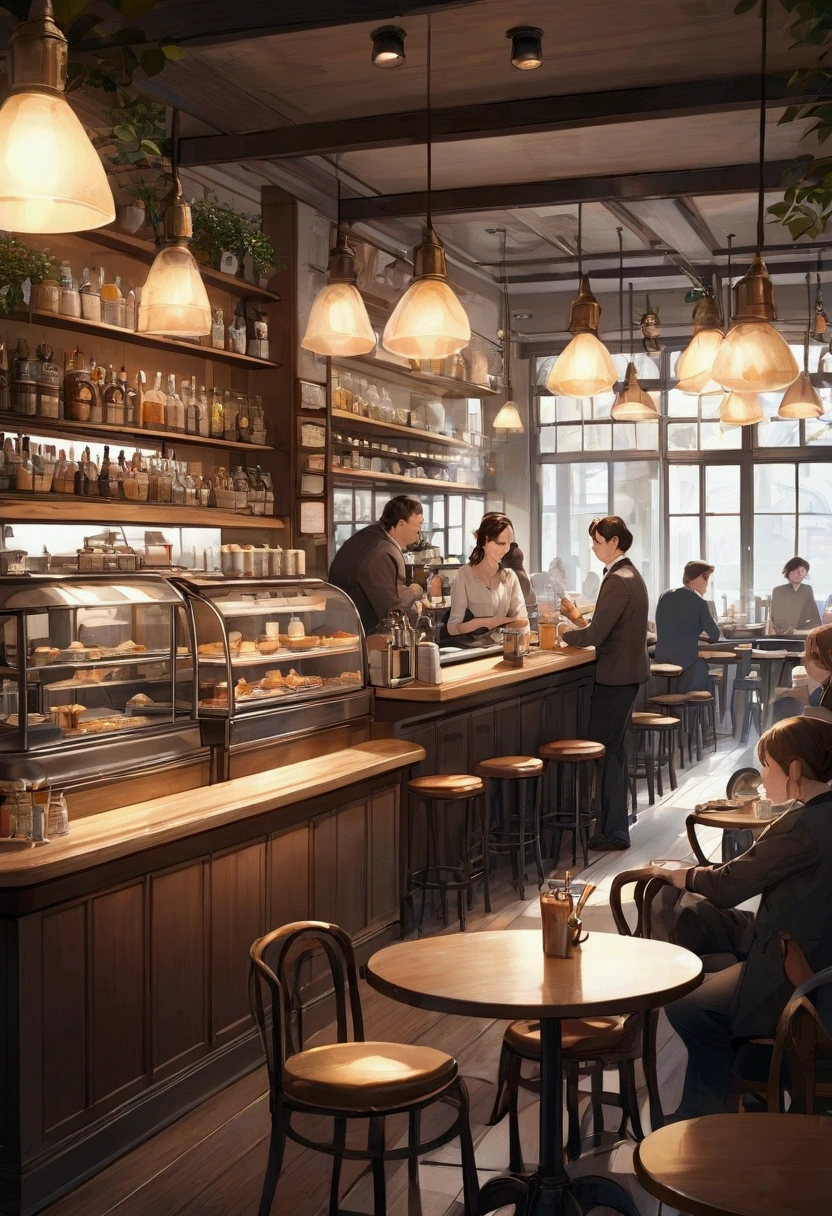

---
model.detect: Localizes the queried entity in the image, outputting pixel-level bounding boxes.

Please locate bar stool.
[730,646,763,744]
[647,691,716,766]
[405,774,486,932]
[538,739,605,868]
[628,711,679,812]
[701,648,738,722]
[474,756,545,901]
[649,662,683,695]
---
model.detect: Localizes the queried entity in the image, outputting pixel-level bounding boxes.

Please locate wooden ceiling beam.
[339,161,796,222]
[143,1,477,47]
[178,74,809,167]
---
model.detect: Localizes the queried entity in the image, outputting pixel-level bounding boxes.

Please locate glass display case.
[0,574,200,785]
[174,577,371,772]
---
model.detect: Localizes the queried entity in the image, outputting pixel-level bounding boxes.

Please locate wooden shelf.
[70,228,282,304]
[0,493,285,530]
[0,411,274,454]
[18,309,279,371]
[331,468,482,493]
[332,355,498,398]
[330,409,479,451]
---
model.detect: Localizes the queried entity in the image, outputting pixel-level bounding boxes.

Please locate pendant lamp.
[137,111,210,338]
[301,167,375,357]
[382,16,470,360]
[546,204,616,398]
[0,0,114,233]
[676,293,724,394]
[611,235,659,421]
[492,228,524,434]
[718,391,765,426]
[778,272,824,419]
[711,0,798,394]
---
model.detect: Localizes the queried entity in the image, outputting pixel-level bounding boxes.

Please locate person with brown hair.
[559,515,649,849]
[446,512,527,642]
[328,495,425,635]
[803,623,832,714]
[653,714,832,1119]
[769,556,821,635]
[654,560,720,691]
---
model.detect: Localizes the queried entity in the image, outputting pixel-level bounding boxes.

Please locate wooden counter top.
[0,738,424,888]
[374,646,595,702]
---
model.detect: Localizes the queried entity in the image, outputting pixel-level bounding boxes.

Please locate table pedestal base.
[478,1018,642,1216]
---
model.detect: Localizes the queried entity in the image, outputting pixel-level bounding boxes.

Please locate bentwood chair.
[489,868,667,1166]
[249,921,479,1216]
[766,963,832,1115]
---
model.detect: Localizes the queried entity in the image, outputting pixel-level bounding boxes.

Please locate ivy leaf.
[140,46,166,76]
[161,42,185,60]
[139,139,161,156]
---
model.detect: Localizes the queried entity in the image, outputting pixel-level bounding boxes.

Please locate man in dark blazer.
[654,560,720,691]
[559,516,649,849]
[328,495,425,635]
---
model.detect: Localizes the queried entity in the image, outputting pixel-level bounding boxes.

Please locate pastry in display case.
[174,577,370,768]
[0,574,200,786]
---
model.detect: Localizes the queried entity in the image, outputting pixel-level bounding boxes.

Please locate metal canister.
[540,877,575,958]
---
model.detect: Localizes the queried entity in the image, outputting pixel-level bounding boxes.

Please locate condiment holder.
[540,873,593,958]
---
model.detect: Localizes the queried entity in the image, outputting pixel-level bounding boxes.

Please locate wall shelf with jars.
[331,354,498,401]
[0,411,272,454]
[332,468,482,493]
[0,493,285,530]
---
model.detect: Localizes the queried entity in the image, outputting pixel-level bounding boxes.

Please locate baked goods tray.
[198,643,360,666]
[214,598,327,616]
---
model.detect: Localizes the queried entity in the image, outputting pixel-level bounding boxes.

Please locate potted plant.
[0,239,52,315]
[190,193,277,281]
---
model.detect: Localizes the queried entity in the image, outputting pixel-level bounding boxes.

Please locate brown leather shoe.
[588,836,630,851]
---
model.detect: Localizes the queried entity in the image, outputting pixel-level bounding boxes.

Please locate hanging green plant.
[190,193,279,280]
[0,239,53,315]
[94,91,170,169]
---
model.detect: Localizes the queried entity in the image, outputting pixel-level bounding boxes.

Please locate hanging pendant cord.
[501,228,512,389]
[617,227,624,353]
[756,0,768,255]
[170,106,180,188]
[806,270,811,373]
[726,232,735,325]
[335,152,341,235]
[628,282,634,361]
[577,201,583,278]
[426,13,432,231]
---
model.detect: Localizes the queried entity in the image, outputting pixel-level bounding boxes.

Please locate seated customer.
[653,715,832,1119]
[804,623,832,714]
[654,560,720,691]
[769,556,821,635]
[446,513,527,643]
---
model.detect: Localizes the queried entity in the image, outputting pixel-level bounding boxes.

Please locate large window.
[532,341,832,617]
[332,484,484,558]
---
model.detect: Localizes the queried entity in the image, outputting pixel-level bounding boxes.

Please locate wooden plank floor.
[44,735,755,1216]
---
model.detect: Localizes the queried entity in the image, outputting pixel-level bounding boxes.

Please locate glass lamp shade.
[610,362,660,421]
[301,281,376,356]
[137,243,211,338]
[0,90,114,232]
[778,372,824,419]
[492,399,524,431]
[675,328,725,394]
[711,321,799,393]
[382,276,471,360]
[546,332,616,398]
[718,390,765,426]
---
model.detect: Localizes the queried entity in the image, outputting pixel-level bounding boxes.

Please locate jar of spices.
[34,278,60,314]
[79,268,101,322]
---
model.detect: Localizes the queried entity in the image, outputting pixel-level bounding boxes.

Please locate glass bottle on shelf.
[142,372,166,430]
[365,381,381,419]
[132,370,145,428]
[197,383,210,437]
[102,364,126,427]
[59,259,80,318]
[210,386,224,438]
[89,357,103,424]
[342,370,354,412]
[79,266,101,322]
[223,390,239,441]
[98,445,114,498]
[181,461,198,507]
[354,377,369,415]
[100,273,122,327]
[182,379,198,434]
[249,394,266,445]
[166,374,185,433]
[212,308,225,350]
[332,373,346,410]
[124,288,136,332]
[168,452,186,505]
[75,445,99,496]
[15,436,33,490]
[0,342,8,411]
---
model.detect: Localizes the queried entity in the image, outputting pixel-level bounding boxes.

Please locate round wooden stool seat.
[539,739,606,762]
[702,650,737,661]
[475,755,544,780]
[648,692,712,708]
[408,774,484,799]
[650,663,683,677]
[504,1015,628,1059]
[283,1040,458,1112]
[631,712,680,730]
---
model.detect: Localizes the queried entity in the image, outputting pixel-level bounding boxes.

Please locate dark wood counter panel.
[0,738,423,1216]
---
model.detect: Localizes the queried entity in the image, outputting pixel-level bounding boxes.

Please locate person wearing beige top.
[447,513,528,643]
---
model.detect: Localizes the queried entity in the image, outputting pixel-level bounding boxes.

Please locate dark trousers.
[666,962,744,1118]
[677,657,710,693]
[587,681,640,843]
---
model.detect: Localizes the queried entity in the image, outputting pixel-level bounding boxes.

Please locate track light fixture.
[371,25,406,68]
[506,26,543,70]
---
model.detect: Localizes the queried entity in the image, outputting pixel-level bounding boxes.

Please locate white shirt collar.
[605,555,627,575]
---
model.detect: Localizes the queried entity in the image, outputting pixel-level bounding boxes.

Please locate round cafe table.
[366,930,703,1216]
[685,805,781,866]
[634,1113,832,1216]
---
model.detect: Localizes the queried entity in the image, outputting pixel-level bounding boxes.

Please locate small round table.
[634,1113,832,1216]
[685,806,781,865]
[366,930,703,1216]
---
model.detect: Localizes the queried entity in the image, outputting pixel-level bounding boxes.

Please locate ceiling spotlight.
[371,25,406,68]
[507,26,543,71]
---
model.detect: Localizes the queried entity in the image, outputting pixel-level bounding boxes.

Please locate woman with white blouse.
[446,513,528,642]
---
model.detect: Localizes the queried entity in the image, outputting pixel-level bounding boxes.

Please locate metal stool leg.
[481,791,492,915]
[571,762,580,867]
[531,775,545,887]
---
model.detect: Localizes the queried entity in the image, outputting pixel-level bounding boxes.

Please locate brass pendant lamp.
[0,0,115,233]
[675,291,724,394]
[382,15,471,360]
[778,271,824,418]
[546,203,616,398]
[137,110,211,338]
[492,228,524,433]
[301,161,376,357]
[711,0,799,394]
[611,229,659,421]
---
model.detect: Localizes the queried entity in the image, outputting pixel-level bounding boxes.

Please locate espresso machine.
[366,609,416,688]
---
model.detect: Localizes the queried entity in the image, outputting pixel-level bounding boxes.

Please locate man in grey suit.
[654,560,720,691]
[559,516,649,850]
[328,495,425,635]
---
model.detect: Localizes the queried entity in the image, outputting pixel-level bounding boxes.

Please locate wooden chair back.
[249,920,364,1106]
[610,867,672,941]
[767,962,832,1114]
